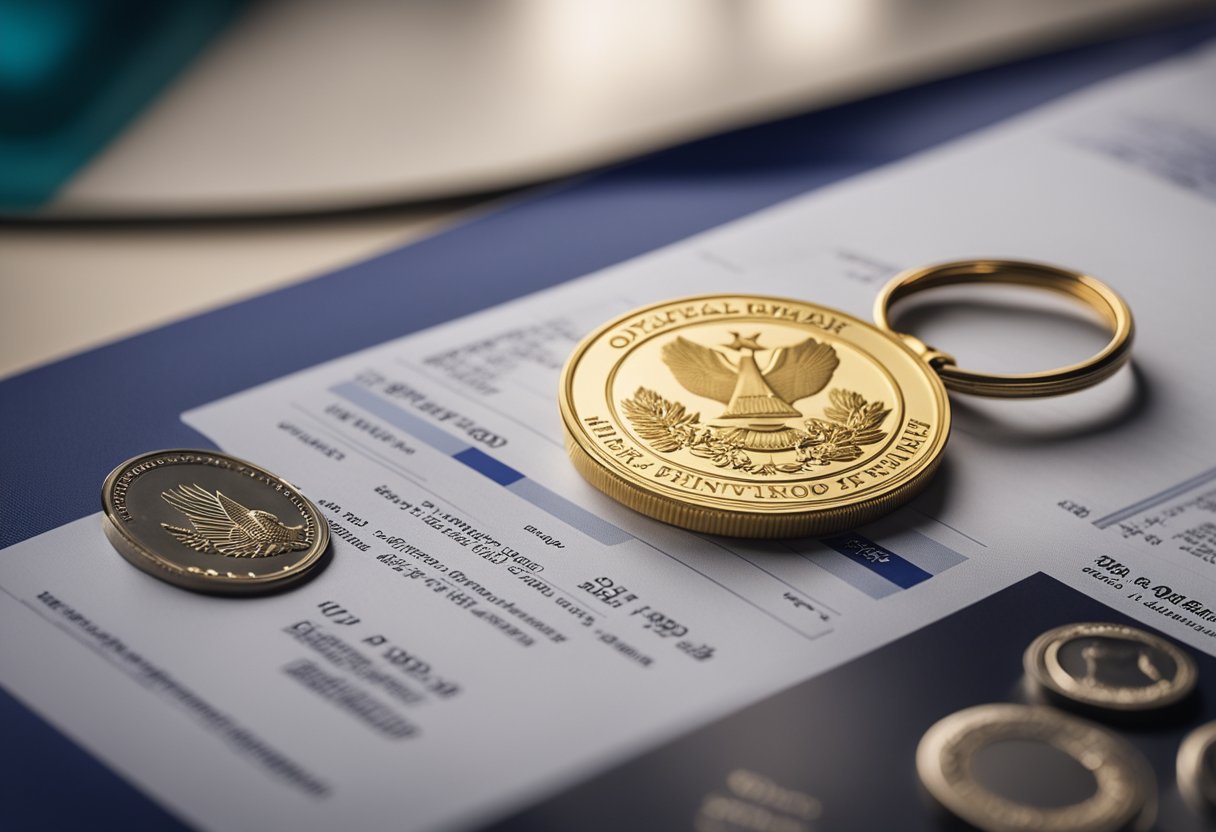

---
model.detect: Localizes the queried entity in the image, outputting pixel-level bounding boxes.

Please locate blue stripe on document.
[332,381,466,454]
[814,529,966,598]
[330,381,632,546]
[810,552,900,600]
[453,447,524,486]
[821,533,932,589]
[506,479,632,546]
[874,528,967,576]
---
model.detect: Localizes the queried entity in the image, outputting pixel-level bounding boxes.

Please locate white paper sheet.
[3,41,1216,831]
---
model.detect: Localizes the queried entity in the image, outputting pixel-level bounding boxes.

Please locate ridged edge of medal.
[562,421,944,538]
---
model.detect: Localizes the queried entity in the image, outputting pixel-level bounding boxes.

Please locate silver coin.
[1024,622,1196,712]
[101,449,329,594]
[916,703,1155,832]
[1177,721,1216,816]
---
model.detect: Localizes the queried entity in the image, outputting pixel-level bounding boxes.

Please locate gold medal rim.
[916,703,1153,832]
[100,449,330,595]
[1022,622,1197,711]
[559,293,950,538]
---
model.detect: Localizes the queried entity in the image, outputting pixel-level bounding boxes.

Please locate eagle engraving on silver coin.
[160,484,311,558]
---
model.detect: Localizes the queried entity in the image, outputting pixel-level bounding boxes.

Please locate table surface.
[20,0,1206,217]
[0,201,475,379]
[3,4,1213,381]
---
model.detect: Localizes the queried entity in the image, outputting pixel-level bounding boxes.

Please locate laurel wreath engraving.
[621,387,890,475]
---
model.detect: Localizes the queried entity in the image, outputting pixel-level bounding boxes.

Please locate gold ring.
[873,259,1134,398]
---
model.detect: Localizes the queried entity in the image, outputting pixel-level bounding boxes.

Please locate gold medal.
[101,449,330,594]
[559,260,1134,537]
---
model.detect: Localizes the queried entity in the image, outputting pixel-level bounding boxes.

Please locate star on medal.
[561,293,948,537]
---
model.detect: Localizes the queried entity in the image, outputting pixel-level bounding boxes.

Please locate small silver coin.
[917,703,1155,832]
[1024,622,1196,712]
[101,449,329,594]
[1177,721,1216,816]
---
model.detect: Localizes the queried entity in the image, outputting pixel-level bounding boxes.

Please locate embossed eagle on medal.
[560,292,952,537]
[661,331,839,450]
[621,327,894,475]
[160,484,311,558]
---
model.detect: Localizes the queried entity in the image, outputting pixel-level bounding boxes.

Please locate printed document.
[3,42,1216,831]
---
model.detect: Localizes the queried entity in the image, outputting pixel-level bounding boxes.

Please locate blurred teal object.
[0,0,245,211]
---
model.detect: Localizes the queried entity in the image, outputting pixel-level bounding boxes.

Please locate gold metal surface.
[1023,622,1197,712]
[916,703,1155,832]
[559,294,950,537]
[101,449,330,594]
[874,259,1134,398]
[562,265,1133,535]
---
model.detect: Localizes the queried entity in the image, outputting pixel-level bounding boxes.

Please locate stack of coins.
[917,620,1208,831]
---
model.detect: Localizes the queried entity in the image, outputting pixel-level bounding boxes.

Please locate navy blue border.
[3,17,1216,829]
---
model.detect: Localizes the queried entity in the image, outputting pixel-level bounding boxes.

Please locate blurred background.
[0,0,1212,377]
